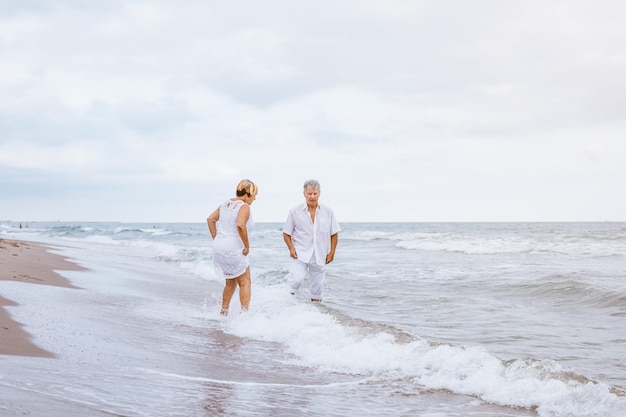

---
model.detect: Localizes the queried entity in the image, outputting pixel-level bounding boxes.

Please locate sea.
[0,221,625,417]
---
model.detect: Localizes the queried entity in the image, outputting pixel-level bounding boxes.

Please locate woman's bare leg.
[221,278,238,315]
[236,267,251,312]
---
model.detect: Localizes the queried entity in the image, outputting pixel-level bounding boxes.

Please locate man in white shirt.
[283,179,341,302]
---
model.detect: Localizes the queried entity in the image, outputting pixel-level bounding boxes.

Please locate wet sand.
[0,238,84,357]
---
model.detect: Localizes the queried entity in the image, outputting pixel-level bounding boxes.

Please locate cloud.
[1,0,626,222]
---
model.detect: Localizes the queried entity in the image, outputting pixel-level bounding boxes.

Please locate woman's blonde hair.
[236,179,258,197]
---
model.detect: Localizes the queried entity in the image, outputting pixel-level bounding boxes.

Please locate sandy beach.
[0,238,83,357]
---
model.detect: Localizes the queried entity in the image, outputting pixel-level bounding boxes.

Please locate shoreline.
[0,238,85,357]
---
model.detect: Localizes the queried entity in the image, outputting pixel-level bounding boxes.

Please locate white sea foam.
[224,286,625,416]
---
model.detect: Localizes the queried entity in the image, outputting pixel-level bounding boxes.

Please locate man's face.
[304,187,320,207]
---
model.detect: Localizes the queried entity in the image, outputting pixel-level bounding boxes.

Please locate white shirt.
[283,202,341,265]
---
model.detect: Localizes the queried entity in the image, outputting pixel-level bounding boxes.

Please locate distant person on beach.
[283,179,341,302]
[207,179,258,315]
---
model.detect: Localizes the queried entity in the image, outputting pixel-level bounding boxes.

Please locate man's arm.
[326,233,338,264]
[283,232,298,259]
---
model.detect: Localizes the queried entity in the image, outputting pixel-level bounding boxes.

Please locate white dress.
[213,199,254,279]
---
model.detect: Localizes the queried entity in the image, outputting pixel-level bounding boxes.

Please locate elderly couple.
[206,179,341,315]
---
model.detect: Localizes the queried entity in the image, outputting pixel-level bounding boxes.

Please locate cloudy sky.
[1,1,625,223]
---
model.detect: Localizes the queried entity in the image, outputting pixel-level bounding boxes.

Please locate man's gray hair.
[303,179,321,191]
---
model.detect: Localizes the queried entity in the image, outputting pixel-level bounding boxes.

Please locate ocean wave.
[506,273,626,312]
[394,233,626,257]
[223,291,625,417]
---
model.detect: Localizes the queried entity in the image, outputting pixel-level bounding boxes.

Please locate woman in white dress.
[207,179,258,315]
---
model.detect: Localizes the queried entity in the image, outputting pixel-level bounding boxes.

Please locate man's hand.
[325,252,335,264]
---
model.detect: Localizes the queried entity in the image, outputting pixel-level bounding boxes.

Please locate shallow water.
[1,221,625,416]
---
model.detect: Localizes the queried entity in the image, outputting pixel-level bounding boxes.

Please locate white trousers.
[287,256,326,300]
